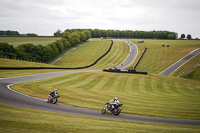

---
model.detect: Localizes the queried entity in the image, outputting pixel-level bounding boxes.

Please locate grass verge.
[182,65,200,80]
[1,104,200,133]
[171,54,200,78]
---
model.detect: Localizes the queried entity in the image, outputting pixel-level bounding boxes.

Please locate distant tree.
[62,31,70,39]
[187,34,192,40]
[16,43,38,60]
[26,33,38,37]
[181,34,185,39]
[0,30,20,36]
[54,29,62,37]
[55,40,64,53]
[0,42,16,58]
[61,38,71,49]
[83,30,91,39]
[47,42,59,56]
[167,34,175,39]
[68,32,81,46]
[78,32,87,42]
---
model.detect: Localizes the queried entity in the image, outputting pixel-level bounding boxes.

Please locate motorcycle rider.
[48,89,58,102]
[108,97,120,110]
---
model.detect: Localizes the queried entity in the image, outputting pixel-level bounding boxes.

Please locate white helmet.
[54,89,57,91]
[114,97,118,99]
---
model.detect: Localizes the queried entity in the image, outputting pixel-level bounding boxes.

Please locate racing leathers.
[49,90,58,99]
[108,98,120,110]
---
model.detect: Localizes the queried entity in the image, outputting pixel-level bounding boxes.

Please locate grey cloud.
[0,0,199,37]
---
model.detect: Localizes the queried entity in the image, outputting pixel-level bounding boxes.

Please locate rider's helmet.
[54,89,57,91]
[114,97,118,100]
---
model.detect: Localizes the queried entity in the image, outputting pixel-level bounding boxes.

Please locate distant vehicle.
[101,102,123,115]
[138,40,144,43]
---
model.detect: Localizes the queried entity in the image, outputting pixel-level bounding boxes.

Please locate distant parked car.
[138,40,144,43]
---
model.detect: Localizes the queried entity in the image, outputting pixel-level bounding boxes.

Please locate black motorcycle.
[47,94,60,104]
[101,102,123,115]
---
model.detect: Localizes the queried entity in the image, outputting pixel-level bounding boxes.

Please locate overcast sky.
[1,0,200,38]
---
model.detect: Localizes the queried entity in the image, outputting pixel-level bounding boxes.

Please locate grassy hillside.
[171,54,200,77]
[0,39,130,77]
[0,37,60,47]
[128,39,200,75]
[0,58,57,68]
[1,104,200,133]
[12,71,200,120]
[0,58,66,78]
[182,65,200,80]
[55,39,112,67]
[89,39,130,69]
[55,39,130,69]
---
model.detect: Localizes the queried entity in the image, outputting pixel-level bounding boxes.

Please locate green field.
[89,39,130,69]
[171,54,200,77]
[182,65,200,80]
[0,58,68,78]
[0,58,57,68]
[55,39,130,69]
[55,39,112,67]
[1,104,200,133]
[128,39,200,75]
[11,71,200,120]
[0,37,60,47]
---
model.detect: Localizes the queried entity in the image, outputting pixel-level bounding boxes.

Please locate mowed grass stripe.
[90,40,130,69]
[12,71,200,119]
[0,58,57,68]
[128,39,200,74]
[89,76,110,91]
[55,39,112,67]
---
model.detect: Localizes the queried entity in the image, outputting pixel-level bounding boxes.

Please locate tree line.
[0,30,38,37]
[90,29,178,39]
[56,29,178,39]
[0,30,91,63]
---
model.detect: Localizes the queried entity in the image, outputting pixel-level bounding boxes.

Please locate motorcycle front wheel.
[101,108,106,114]
[52,98,57,104]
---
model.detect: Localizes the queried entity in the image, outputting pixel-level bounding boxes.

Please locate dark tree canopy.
[54,29,62,37]
[181,34,185,39]
[187,34,192,40]
[0,30,20,36]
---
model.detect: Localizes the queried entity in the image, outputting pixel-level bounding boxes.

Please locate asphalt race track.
[0,70,200,126]
[116,40,138,69]
[160,48,200,75]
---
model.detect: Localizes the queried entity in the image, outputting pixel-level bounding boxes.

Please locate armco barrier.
[133,46,147,70]
[0,40,113,70]
[103,69,148,75]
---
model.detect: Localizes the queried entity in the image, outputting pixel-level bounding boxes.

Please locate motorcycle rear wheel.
[113,108,121,115]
